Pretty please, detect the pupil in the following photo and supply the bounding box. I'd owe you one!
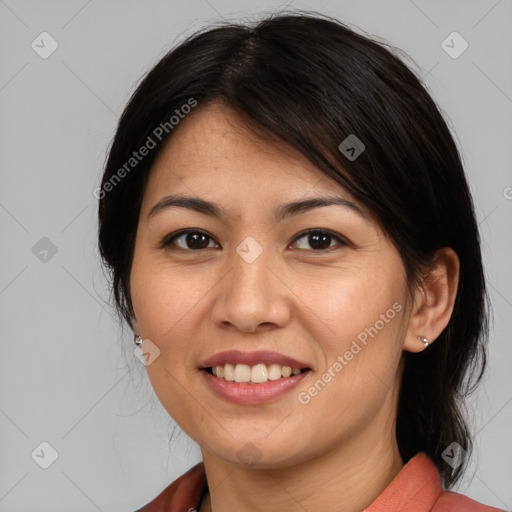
[310,233,330,250]
[188,232,209,249]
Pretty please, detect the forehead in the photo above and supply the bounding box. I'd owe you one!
[142,104,362,215]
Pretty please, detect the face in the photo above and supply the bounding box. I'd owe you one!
[130,103,412,468]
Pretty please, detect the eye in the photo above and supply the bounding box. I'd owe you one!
[160,229,218,251]
[160,228,348,252]
[290,228,348,251]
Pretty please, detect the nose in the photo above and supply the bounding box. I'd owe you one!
[210,240,292,333]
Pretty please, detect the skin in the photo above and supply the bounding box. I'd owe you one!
[130,103,459,512]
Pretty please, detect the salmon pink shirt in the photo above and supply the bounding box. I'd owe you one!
[134,452,505,511]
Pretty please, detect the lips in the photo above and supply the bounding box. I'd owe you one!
[200,366,312,404]
[199,350,312,370]
[198,350,313,404]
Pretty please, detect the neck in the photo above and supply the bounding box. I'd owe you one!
[199,419,404,512]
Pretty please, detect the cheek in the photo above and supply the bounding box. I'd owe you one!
[130,248,206,341]
[291,262,406,356]
[129,250,222,389]
[130,253,214,433]
[291,260,407,417]
[294,275,406,443]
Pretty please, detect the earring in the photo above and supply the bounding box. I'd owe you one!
[134,334,143,347]
[418,335,429,349]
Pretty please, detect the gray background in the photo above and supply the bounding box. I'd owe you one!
[1,0,511,510]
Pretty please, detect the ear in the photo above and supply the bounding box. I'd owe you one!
[132,318,140,335]
[403,247,460,353]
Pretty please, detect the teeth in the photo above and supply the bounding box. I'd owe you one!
[268,364,282,380]
[251,363,268,383]
[210,363,305,383]
[223,363,235,381]
[281,366,292,378]
[234,364,251,383]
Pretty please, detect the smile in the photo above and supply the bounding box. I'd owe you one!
[206,363,307,383]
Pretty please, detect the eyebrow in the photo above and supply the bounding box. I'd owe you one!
[147,194,367,223]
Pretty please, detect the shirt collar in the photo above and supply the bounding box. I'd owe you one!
[138,452,441,511]
[364,452,442,511]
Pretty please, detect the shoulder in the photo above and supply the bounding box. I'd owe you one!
[364,452,505,512]
[434,489,506,511]
[132,462,207,512]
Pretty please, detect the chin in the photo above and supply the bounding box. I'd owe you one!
[202,436,309,470]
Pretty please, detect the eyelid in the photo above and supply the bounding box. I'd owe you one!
[159,228,217,250]
[290,228,350,250]
[159,228,350,251]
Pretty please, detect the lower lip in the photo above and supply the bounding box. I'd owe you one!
[200,369,311,405]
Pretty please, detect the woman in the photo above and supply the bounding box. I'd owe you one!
[97,12,504,512]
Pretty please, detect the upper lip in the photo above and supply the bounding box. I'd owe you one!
[199,350,311,370]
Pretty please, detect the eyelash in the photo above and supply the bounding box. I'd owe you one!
[159,228,349,252]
